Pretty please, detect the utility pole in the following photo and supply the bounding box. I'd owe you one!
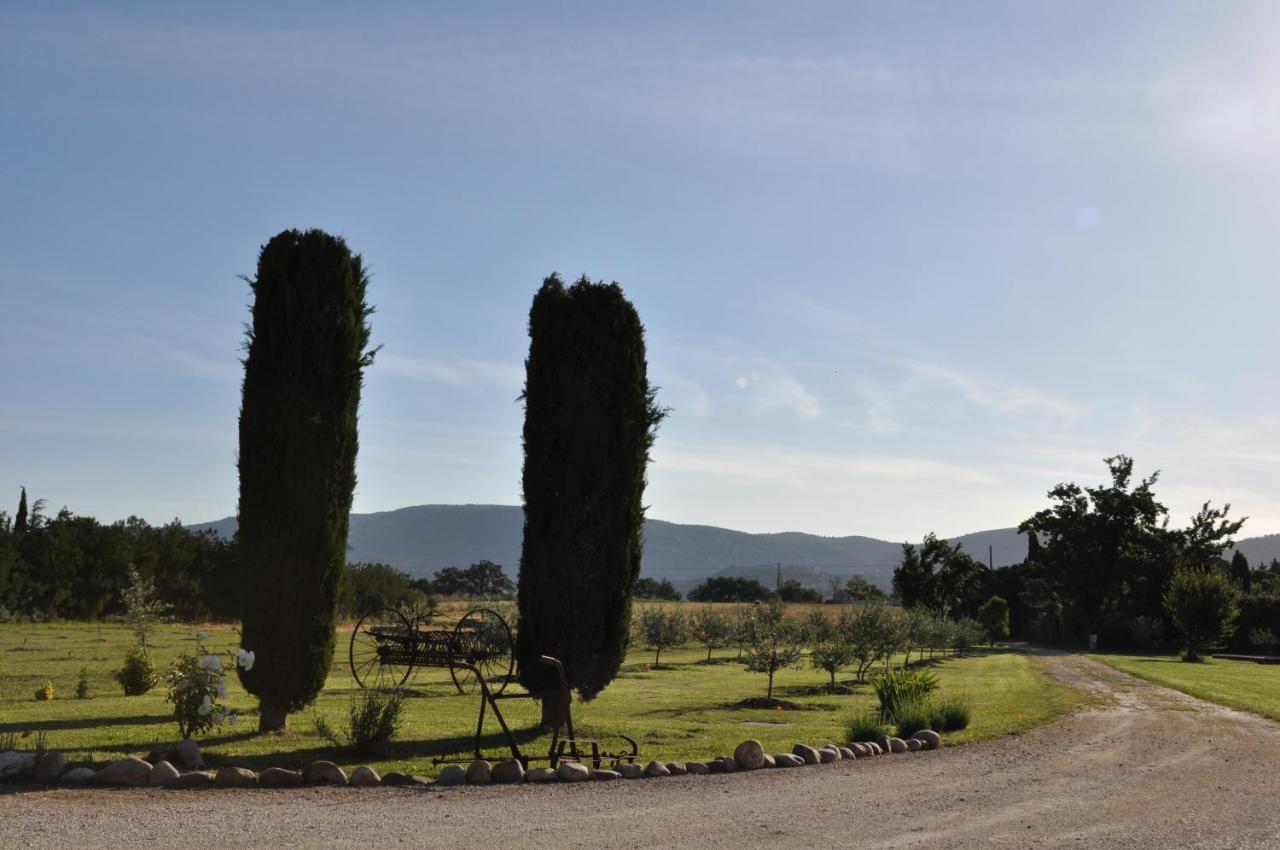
[776,563,781,592]
[988,545,994,570]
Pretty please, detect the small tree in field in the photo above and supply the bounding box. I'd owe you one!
[742,602,804,700]
[806,610,853,692]
[840,604,892,682]
[977,595,1010,646]
[1163,566,1239,662]
[691,606,734,662]
[635,606,689,665]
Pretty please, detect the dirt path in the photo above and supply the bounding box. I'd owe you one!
[3,650,1279,849]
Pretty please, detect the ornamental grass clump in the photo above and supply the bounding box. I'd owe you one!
[871,667,939,722]
[846,711,888,743]
[936,698,972,732]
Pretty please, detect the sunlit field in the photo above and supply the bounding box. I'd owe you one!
[0,619,1082,778]
[1090,653,1280,722]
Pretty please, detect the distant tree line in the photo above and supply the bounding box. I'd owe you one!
[0,490,238,621]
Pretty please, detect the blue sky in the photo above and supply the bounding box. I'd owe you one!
[2,2,1279,540]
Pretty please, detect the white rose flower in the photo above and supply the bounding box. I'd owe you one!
[198,695,213,716]
[215,679,228,699]
[236,649,256,672]
[200,655,223,673]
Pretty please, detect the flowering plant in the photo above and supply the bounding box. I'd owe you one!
[165,634,255,739]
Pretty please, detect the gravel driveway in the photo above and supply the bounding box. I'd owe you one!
[3,649,1278,849]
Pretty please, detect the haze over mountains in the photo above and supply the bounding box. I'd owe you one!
[194,504,1280,594]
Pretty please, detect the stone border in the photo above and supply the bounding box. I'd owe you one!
[0,730,942,790]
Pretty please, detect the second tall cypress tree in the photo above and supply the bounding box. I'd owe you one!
[237,229,375,731]
[516,274,664,723]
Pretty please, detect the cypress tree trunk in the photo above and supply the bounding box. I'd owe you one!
[515,274,664,725]
[236,229,374,732]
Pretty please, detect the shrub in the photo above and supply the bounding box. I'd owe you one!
[976,596,1010,645]
[937,698,972,732]
[115,648,157,696]
[846,711,887,743]
[34,681,54,701]
[75,668,90,700]
[1163,566,1239,662]
[871,667,940,721]
[892,698,936,738]
[1250,627,1278,656]
[165,638,253,739]
[317,691,405,758]
[691,606,734,662]
[347,689,405,757]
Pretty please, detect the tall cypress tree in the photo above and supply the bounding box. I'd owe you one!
[516,274,664,723]
[14,487,27,533]
[236,229,375,731]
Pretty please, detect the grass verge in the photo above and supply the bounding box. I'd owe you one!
[1090,652,1280,722]
[0,623,1081,778]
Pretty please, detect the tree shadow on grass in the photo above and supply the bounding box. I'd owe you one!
[0,714,173,734]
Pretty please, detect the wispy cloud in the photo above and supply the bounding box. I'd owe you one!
[378,352,523,389]
[905,362,1079,420]
[735,360,823,419]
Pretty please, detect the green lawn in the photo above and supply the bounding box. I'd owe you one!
[0,622,1081,778]
[1090,652,1280,722]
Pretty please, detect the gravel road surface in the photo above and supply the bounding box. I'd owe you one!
[3,649,1278,849]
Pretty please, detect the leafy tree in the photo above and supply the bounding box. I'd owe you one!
[894,534,990,618]
[838,603,895,682]
[237,229,375,732]
[841,575,887,602]
[778,578,823,603]
[691,606,734,661]
[688,576,775,603]
[120,565,168,652]
[515,275,665,724]
[432,561,515,598]
[1020,456,1244,644]
[951,617,984,656]
[1163,566,1239,662]
[634,606,689,664]
[338,562,420,618]
[805,610,852,692]
[634,577,682,601]
[1230,551,1252,593]
[741,601,804,699]
[977,595,1011,646]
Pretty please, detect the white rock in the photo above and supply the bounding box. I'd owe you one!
[557,761,591,782]
[792,744,821,765]
[526,767,558,783]
[464,760,491,785]
[148,760,180,787]
[617,762,645,779]
[96,757,152,786]
[910,729,941,750]
[60,767,95,784]
[435,765,467,787]
[684,762,711,775]
[643,760,670,778]
[349,766,381,787]
[733,739,766,770]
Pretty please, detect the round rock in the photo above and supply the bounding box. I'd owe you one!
[34,750,66,784]
[666,762,688,776]
[60,767,95,784]
[176,738,204,770]
[910,729,941,750]
[526,767,558,783]
[96,757,152,787]
[349,765,381,787]
[818,748,838,764]
[303,760,348,786]
[643,760,670,778]
[592,769,621,781]
[491,760,525,784]
[259,767,304,788]
[215,766,257,788]
[435,765,466,787]
[148,760,180,787]
[685,762,711,775]
[173,771,215,789]
[557,761,591,782]
[733,739,766,770]
[465,760,492,785]
[617,762,645,779]
[792,744,821,765]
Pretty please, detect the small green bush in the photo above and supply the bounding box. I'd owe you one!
[846,711,887,742]
[347,690,405,757]
[937,698,971,732]
[75,668,90,699]
[892,698,937,738]
[114,648,157,696]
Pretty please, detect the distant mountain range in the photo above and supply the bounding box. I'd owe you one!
[191,504,1280,594]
